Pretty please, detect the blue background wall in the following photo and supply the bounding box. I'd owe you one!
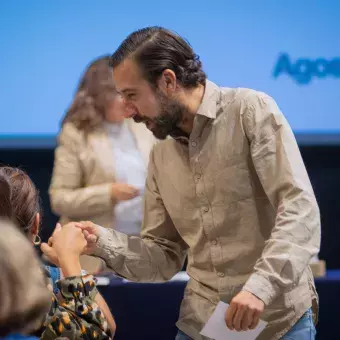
[0,0,339,142]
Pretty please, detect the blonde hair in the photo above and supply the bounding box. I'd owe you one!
[0,219,51,336]
[61,55,117,134]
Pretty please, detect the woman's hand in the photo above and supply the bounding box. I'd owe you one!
[41,223,87,277]
[52,223,87,259]
[111,183,140,201]
[41,223,62,267]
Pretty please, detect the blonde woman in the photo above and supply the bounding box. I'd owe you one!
[49,56,155,272]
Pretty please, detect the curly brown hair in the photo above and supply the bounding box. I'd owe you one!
[62,55,117,133]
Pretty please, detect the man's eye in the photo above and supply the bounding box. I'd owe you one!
[127,93,136,99]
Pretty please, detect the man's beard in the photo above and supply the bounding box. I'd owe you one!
[133,90,190,140]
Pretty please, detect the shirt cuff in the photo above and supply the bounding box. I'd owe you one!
[56,274,98,300]
[93,225,116,260]
[242,272,280,306]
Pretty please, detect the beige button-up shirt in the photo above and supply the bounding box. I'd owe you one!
[94,80,320,340]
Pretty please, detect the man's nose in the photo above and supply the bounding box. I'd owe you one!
[123,100,136,118]
[124,109,135,118]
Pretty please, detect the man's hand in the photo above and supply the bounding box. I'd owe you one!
[76,221,100,255]
[225,291,264,331]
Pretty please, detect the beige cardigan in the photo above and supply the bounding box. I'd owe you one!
[49,120,155,271]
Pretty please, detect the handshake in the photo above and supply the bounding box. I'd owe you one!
[41,221,100,268]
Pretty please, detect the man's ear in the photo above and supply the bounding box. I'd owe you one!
[157,69,177,95]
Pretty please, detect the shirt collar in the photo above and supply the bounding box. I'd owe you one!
[196,80,220,119]
[171,80,220,145]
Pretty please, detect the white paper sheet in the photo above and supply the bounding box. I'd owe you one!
[200,301,267,340]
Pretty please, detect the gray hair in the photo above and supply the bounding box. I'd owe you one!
[0,219,51,336]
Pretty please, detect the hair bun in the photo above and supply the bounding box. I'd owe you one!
[181,55,205,86]
[185,55,202,72]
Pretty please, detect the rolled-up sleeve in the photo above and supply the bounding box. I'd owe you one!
[241,92,321,305]
[93,146,188,282]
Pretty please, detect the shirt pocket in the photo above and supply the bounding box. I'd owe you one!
[211,154,253,206]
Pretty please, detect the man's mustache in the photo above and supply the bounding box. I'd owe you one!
[132,114,147,124]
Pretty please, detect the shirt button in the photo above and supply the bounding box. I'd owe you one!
[218,272,225,278]
[195,173,201,180]
[191,141,197,147]
[203,206,209,212]
[212,240,217,245]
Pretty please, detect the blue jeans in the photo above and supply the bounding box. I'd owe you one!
[281,309,316,340]
[175,309,316,340]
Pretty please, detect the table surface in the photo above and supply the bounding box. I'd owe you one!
[315,269,340,281]
[97,269,340,286]
[97,270,340,340]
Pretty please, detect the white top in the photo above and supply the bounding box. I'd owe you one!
[104,121,146,235]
